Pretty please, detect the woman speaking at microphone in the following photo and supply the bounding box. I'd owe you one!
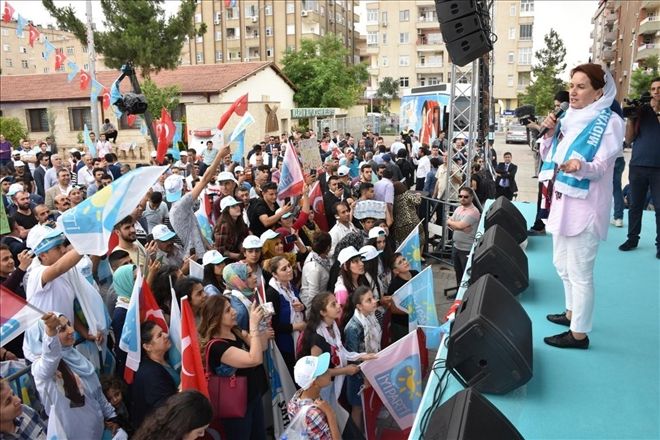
[539,64,624,349]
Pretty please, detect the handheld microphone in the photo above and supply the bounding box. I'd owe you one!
[539,102,569,137]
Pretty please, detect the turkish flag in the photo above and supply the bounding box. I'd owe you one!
[217,93,248,130]
[2,1,14,23]
[54,51,66,70]
[139,279,169,332]
[153,107,175,163]
[80,70,90,90]
[28,24,39,47]
[309,180,329,232]
[127,114,136,127]
[102,87,111,110]
[180,296,209,397]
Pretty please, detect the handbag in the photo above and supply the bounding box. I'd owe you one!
[205,338,248,419]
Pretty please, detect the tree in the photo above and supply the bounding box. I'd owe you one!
[376,77,399,115]
[0,117,28,148]
[519,29,567,116]
[42,0,205,77]
[629,55,659,100]
[141,79,181,114]
[282,34,368,108]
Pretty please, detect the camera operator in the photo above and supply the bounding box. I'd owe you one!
[619,77,660,259]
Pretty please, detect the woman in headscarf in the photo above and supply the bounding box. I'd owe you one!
[24,313,119,440]
[539,64,624,350]
[223,262,258,332]
[111,264,136,377]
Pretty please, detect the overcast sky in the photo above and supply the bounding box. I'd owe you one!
[23,0,596,77]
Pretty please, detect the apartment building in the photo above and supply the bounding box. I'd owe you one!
[361,0,533,115]
[0,20,108,76]
[181,0,359,67]
[491,0,534,113]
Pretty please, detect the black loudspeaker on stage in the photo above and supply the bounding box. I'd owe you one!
[485,196,528,244]
[470,225,529,295]
[435,0,493,66]
[447,274,533,394]
[423,388,524,440]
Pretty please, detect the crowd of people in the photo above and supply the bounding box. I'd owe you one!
[1,66,656,439]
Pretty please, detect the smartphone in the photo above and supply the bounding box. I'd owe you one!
[284,234,297,244]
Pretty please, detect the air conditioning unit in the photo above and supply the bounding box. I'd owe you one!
[244,57,250,62]
[214,19,221,25]
[301,10,308,17]
[251,16,258,22]
[381,22,387,27]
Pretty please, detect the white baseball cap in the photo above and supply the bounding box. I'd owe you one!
[152,224,176,241]
[164,174,184,202]
[220,195,241,212]
[234,166,244,173]
[202,250,228,266]
[360,245,381,261]
[69,148,80,154]
[217,171,238,184]
[337,246,365,265]
[368,227,387,239]
[260,229,280,242]
[7,183,23,197]
[180,150,188,156]
[242,235,262,249]
[13,160,25,168]
[337,165,350,177]
[294,353,331,390]
[26,225,65,256]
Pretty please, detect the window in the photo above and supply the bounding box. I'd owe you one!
[196,52,203,63]
[320,6,325,16]
[518,73,530,89]
[21,60,28,68]
[19,46,27,54]
[286,2,295,14]
[265,27,273,36]
[227,7,239,19]
[381,11,388,24]
[82,46,88,53]
[381,56,388,66]
[83,63,89,70]
[509,3,516,16]
[266,47,273,57]
[216,50,223,61]
[196,35,203,43]
[367,31,378,46]
[2,44,9,52]
[519,24,533,40]
[27,108,49,132]
[507,74,514,87]
[367,9,378,23]
[43,67,49,73]
[1,29,7,36]
[508,27,515,39]
[507,51,514,64]
[245,5,257,17]
[265,4,272,15]
[215,31,222,41]
[66,46,74,55]
[69,107,91,131]
[520,0,534,13]
[399,55,410,66]
[399,10,409,22]
[215,12,222,24]
[518,47,532,65]
[195,13,202,23]
[5,58,12,67]
[399,77,409,87]
[287,24,295,35]
[399,32,409,44]
[382,32,387,44]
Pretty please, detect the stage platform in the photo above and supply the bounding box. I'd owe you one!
[411,201,660,440]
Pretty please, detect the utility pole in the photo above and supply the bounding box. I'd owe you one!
[86,0,100,136]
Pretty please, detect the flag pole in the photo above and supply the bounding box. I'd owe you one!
[85,0,100,136]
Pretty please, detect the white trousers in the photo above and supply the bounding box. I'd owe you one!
[552,224,600,333]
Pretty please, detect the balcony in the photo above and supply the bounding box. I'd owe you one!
[417,15,439,29]
[417,35,444,50]
[416,62,443,72]
[367,66,379,75]
[636,43,660,61]
[639,16,660,35]
[301,9,321,22]
[642,0,659,10]
[602,48,615,61]
[603,30,616,43]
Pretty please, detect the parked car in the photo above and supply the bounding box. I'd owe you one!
[505,124,528,144]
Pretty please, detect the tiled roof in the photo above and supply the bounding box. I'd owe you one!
[0,62,295,103]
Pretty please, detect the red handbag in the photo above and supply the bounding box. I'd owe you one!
[205,338,248,419]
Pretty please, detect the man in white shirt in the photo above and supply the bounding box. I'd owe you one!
[96,133,112,158]
[415,146,432,191]
[76,154,96,187]
[328,200,358,256]
[390,136,406,157]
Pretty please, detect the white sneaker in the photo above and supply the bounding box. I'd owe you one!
[611,218,623,227]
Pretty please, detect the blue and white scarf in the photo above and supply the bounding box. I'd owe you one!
[538,108,612,199]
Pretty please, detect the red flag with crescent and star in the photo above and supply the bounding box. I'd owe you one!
[28,24,39,47]
[309,180,329,232]
[2,1,15,23]
[217,93,248,130]
[102,87,111,110]
[54,51,66,71]
[138,279,168,332]
[153,108,175,163]
[180,296,209,397]
[127,114,136,127]
[80,70,90,90]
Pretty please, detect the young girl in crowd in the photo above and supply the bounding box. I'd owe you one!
[214,196,250,262]
[201,250,228,295]
[342,286,382,430]
[385,253,416,343]
[333,246,377,324]
[101,376,133,436]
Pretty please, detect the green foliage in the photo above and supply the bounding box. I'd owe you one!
[376,77,399,115]
[0,117,28,147]
[141,79,181,114]
[42,0,205,77]
[519,29,567,116]
[282,34,368,108]
[629,55,659,100]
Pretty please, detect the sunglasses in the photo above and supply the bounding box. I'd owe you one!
[458,195,471,199]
